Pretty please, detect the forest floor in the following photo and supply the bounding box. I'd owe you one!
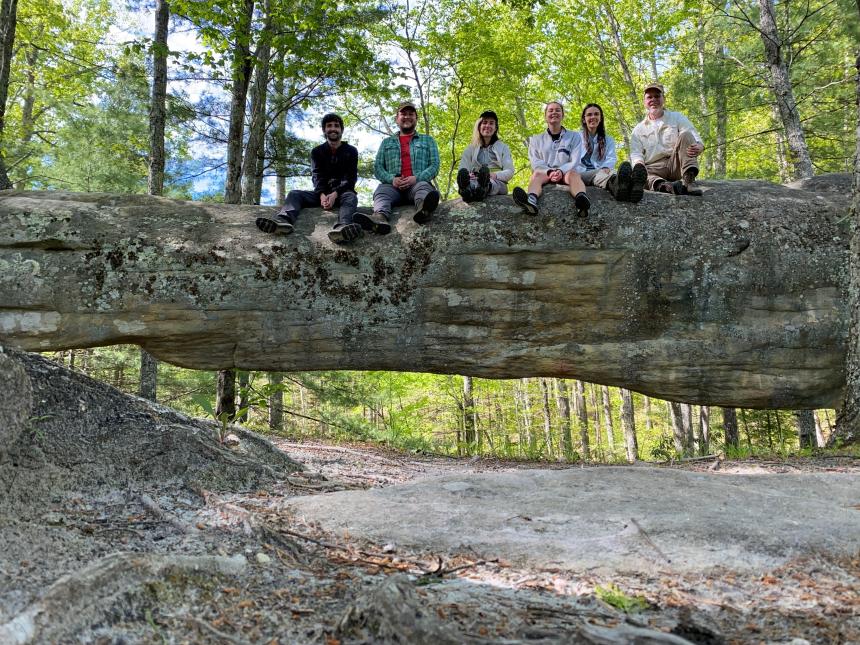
[1,350,859,644]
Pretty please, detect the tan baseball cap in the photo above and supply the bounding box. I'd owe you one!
[397,100,418,113]
[643,82,665,94]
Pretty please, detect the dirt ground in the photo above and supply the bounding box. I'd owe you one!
[1,349,858,644]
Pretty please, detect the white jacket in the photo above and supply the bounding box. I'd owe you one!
[527,127,582,174]
[629,110,702,166]
[575,133,617,173]
[459,140,515,183]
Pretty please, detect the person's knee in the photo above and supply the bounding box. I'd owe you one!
[678,130,696,146]
[341,191,358,206]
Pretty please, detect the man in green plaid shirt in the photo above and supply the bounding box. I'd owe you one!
[355,101,441,235]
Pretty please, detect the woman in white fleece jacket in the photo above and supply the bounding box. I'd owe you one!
[512,101,590,217]
[457,110,515,202]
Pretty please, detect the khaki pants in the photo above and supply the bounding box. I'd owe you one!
[644,130,699,190]
[581,168,612,189]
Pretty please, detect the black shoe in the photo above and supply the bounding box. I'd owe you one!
[353,211,392,235]
[513,186,538,215]
[682,168,702,196]
[657,180,687,195]
[256,213,294,235]
[574,192,590,217]
[630,163,648,203]
[477,165,491,197]
[457,168,471,196]
[612,161,633,202]
[327,222,364,244]
[414,190,439,224]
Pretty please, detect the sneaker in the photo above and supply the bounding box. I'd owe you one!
[327,222,364,244]
[256,213,294,235]
[612,161,633,202]
[682,168,703,196]
[513,186,538,215]
[353,211,392,235]
[413,189,439,224]
[457,168,471,196]
[574,192,590,217]
[630,163,647,203]
[477,165,491,197]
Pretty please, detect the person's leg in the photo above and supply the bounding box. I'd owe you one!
[257,189,317,235]
[513,170,549,214]
[580,169,598,187]
[591,168,612,189]
[564,170,590,217]
[357,184,399,235]
[644,158,672,191]
[410,180,440,224]
[607,162,633,202]
[487,179,507,196]
[672,131,701,194]
[328,191,363,243]
[528,170,550,197]
[457,168,474,201]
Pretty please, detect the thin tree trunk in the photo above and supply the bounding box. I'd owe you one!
[216,369,236,420]
[682,403,694,455]
[643,396,653,435]
[698,406,710,455]
[713,50,728,178]
[223,0,256,203]
[589,383,602,456]
[814,410,827,447]
[573,380,590,460]
[758,0,814,180]
[139,351,158,401]
[242,0,271,205]
[555,379,574,461]
[540,378,553,459]
[669,402,685,455]
[796,410,816,449]
[268,373,283,432]
[696,12,712,175]
[0,0,19,189]
[237,371,249,423]
[463,376,476,448]
[620,388,637,462]
[722,407,739,451]
[601,385,615,455]
[521,378,535,452]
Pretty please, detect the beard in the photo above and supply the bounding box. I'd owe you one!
[399,123,416,134]
[326,131,342,143]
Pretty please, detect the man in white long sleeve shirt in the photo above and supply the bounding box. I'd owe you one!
[629,83,704,196]
[512,101,591,217]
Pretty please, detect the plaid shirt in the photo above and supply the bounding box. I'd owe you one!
[374,132,440,184]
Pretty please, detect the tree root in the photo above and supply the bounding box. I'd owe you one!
[0,551,246,645]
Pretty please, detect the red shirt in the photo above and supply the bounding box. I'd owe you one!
[399,134,413,177]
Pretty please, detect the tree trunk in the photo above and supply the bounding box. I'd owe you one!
[573,380,590,460]
[682,403,694,455]
[696,13,712,176]
[223,0,256,203]
[462,375,476,447]
[698,405,710,455]
[620,388,637,462]
[589,383,602,455]
[540,378,553,458]
[833,49,860,446]
[554,379,574,460]
[723,407,739,451]
[758,0,814,180]
[643,396,653,435]
[216,369,236,420]
[0,0,19,189]
[139,350,158,401]
[241,0,272,206]
[268,372,283,432]
[713,50,728,178]
[601,385,615,454]
[669,402,685,455]
[796,410,816,449]
[237,371,249,423]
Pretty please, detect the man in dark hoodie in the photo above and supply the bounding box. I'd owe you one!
[256,113,364,243]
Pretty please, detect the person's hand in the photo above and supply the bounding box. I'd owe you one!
[490,172,497,179]
[548,169,563,183]
[400,175,417,188]
[321,192,337,209]
[687,143,703,157]
[392,176,404,189]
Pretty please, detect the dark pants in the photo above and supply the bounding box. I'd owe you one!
[280,190,358,226]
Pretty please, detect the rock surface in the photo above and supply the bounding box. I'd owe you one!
[286,465,860,575]
[0,176,852,407]
[0,348,32,449]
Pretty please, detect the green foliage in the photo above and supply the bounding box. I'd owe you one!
[649,435,678,462]
[595,584,649,613]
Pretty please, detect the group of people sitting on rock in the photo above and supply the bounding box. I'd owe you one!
[256,82,704,244]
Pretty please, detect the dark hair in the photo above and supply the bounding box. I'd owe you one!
[580,103,606,162]
[475,110,499,145]
[321,113,344,130]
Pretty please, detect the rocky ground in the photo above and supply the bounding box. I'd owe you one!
[1,348,858,644]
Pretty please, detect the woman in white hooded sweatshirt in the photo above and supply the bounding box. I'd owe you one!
[456,110,515,202]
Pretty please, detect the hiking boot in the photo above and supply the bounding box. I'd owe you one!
[457,168,471,200]
[682,168,703,196]
[574,191,590,217]
[630,163,647,203]
[657,180,687,195]
[611,161,633,202]
[353,211,392,235]
[513,186,538,215]
[256,212,295,235]
[327,222,364,244]
[413,189,440,224]
[477,165,491,198]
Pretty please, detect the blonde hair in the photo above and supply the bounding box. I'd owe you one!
[470,115,499,148]
[544,101,564,115]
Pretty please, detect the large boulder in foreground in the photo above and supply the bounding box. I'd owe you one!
[0,175,852,408]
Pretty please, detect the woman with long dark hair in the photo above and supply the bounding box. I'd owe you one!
[576,103,638,202]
